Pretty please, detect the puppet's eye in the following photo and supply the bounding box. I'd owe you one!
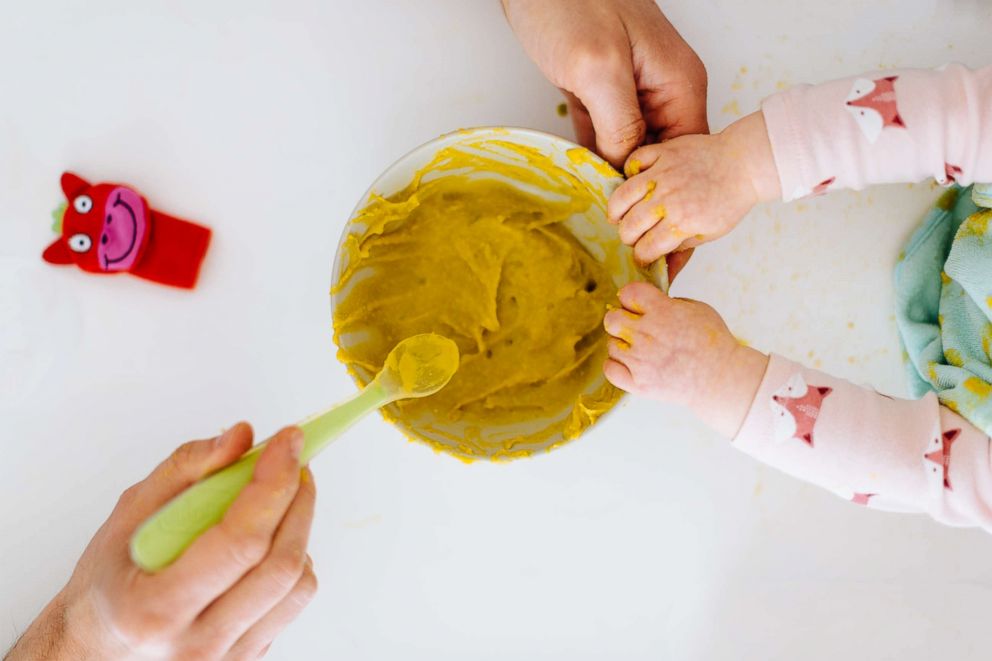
[73,195,93,214]
[68,233,92,253]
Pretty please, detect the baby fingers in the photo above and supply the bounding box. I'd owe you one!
[618,196,669,246]
[608,175,659,225]
[603,308,641,342]
[634,220,698,265]
[603,358,635,392]
[624,144,666,177]
[607,335,632,361]
[617,281,667,314]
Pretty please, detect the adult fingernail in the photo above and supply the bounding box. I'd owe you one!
[287,429,304,459]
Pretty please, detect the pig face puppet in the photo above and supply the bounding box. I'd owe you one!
[43,172,211,289]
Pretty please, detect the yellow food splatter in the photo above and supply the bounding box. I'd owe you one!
[625,159,642,177]
[936,188,959,211]
[653,204,667,220]
[963,377,992,399]
[565,146,621,180]
[959,209,992,238]
[333,141,626,461]
[946,348,963,367]
[556,102,568,117]
[721,99,741,116]
[644,180,656,200]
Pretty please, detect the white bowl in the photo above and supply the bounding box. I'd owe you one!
[331,126,667,461]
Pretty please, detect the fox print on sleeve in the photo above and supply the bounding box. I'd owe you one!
[761,64,992,201]
[734,355,992,531]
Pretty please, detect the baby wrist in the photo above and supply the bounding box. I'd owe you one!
[722,112,781,203]
[690,346,769,438]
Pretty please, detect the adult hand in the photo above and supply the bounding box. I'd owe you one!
[6,423,317,660]
[502,0,708,168]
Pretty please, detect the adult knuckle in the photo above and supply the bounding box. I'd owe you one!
[608,116,646,148]
[265,547,307,591]
[292,566,319,606]
[169,440,202,472]
[686,57,708,87]
[112,605,173,647]
[568,42,620,85]
[221,527,270,568]
[116,483,142,509]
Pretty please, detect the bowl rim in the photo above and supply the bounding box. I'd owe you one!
[328,126,667,461]
[330,126,625,282]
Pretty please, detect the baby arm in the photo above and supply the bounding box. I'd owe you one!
[737,356,992,527]
[763,63,992,200]
[609,63,992,262]
[605,283,992,531]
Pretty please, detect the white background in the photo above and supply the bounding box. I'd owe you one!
[2,1,991,659]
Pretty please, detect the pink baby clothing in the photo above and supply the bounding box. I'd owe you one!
[761,63,992,201]
[732,64,992,530]
[734,355,992,529]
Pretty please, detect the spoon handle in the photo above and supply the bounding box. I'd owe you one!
[129,381,392,572]
[299,380,391,463]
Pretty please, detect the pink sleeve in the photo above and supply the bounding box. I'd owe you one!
[734,354,992,529]
[761,63,992,201]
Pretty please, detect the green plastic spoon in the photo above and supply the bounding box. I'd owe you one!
[130,333,459,573]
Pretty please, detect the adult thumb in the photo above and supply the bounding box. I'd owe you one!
[575,69,646,168]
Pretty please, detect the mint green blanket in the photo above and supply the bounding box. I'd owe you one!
[894,185,992,433]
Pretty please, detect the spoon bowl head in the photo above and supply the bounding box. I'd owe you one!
[378,333,460,399]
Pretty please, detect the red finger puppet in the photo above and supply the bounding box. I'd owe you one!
[42,172,212,289]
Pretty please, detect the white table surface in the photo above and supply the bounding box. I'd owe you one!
[2,1,991,659]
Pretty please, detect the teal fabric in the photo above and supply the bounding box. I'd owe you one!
[894,185,992,434]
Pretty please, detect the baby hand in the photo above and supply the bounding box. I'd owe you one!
[607,112,779,264]
[603,282,768,437]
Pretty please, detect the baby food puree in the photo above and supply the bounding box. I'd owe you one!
[333,130,652,461]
